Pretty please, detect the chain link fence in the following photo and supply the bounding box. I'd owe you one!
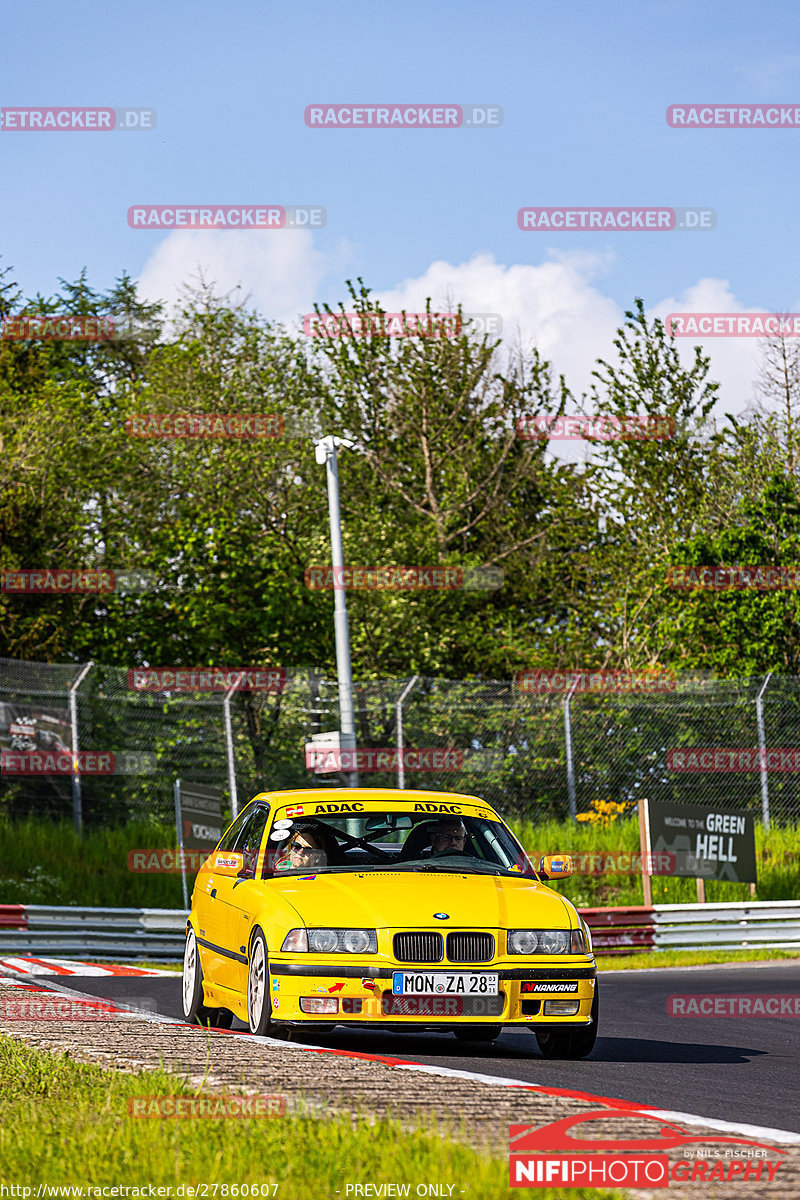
[1,659,799,828]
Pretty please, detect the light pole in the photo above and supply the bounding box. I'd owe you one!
[314,436,358,786]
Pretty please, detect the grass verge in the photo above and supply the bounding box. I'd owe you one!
[0,1035,621,1199]
[596,948,800,971]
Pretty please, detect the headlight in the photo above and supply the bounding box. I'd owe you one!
[309,928,339,953]
[307,928,378,954]
[342,929,372,954]
[508,929,572,955]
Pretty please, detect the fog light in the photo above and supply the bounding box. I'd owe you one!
[543,999,580,1015]
[299,997,338,1014]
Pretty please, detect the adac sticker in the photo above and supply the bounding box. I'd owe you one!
[412,802,462,813]
[314,801,365,813]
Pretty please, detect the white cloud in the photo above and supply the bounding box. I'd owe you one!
[135,235,786,432]
[375,250,621,400]
[136,229,352,328]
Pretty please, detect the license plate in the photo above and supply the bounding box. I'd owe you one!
[392,971,498,997]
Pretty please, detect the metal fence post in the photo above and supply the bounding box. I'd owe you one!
[563,678,579,820]
[396,675,420,789]
[223,676,242,819]
[68,660,94,834]
[755,672,772,831]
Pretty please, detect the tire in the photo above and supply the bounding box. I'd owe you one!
[452,1025,502,1043]
[182,926,230,1028]
[247,929,271,1036]
[534,985,599,1060]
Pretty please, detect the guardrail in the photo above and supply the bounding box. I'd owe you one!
[0,905,188,960]
[0,901,797,961]
[582,900,800,955]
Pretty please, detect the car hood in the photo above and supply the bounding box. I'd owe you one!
[266,870,574,929]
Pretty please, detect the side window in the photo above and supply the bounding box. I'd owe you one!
[235,807,269,879]
[216,810,250,852]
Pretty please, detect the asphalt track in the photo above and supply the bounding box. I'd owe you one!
[34,959,800,1135]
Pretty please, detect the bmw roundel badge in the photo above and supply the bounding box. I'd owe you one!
[433,912,450,920]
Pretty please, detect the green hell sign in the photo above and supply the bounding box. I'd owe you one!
[644,800,757,883]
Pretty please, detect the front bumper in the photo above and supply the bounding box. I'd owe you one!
[267,960,596,1026]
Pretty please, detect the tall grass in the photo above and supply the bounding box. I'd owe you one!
[0,813,797,909]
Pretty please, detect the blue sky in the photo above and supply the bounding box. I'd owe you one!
[3,0,800,408]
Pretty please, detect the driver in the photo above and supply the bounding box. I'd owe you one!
[429,817,468,856]
[275,822,328,871]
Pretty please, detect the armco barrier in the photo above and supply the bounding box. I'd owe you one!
[580,906,656,955]
[0,906,188,960]
[0,902,796,961]
[652,900,800,953]
[0,906,27,931]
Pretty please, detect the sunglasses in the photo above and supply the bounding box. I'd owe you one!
[287,840,318,854]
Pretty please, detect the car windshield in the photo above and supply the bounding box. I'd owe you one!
[263,810,539,879]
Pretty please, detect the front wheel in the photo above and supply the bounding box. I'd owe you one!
[247,929,271,1036]
[182,927,230,1028]
[534,985,598,1060]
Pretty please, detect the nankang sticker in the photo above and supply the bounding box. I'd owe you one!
[521,981,580,994]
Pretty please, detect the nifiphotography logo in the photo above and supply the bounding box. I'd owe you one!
[509,1109,784,1188]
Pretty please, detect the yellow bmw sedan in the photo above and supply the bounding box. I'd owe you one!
[182,788,598,1058]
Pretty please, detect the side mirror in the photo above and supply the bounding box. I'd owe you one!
[210,851,245,878]
[539,853,574,879]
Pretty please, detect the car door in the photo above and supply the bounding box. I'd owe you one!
[195,808,253,981]
[206,805,270,996]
